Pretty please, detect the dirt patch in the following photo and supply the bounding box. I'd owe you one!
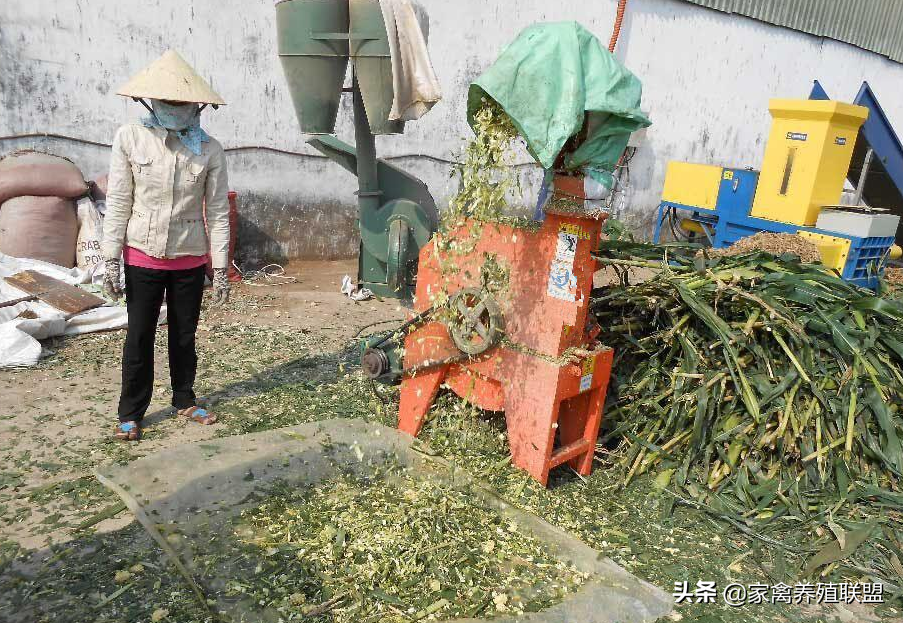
[209,259,407,336]
[884,267,903,287]
[698,232,821,263]
[0,260,404,550]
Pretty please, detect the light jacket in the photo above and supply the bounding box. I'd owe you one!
[102,123,230,269]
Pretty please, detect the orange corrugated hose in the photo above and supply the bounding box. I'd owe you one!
[608,0,628,52]
[610,0,629,171]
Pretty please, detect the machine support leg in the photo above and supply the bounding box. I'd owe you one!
[652,204,668,244]
[502,366,563,485]
[700,221,716,246]
[558,385,606,476]
[398,367,448,437]
[504,395,559,485]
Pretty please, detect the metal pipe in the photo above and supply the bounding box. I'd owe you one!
[853,147,874,206]
[352,70,381,215]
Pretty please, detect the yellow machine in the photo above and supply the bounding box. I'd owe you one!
[660,162,723,211]
[655,99,901,289]
[751,100,868,226]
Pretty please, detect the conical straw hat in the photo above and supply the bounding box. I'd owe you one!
[117,49,226,105]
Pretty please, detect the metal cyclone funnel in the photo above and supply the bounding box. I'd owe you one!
[276,0,350,134]
[350,0,405,135]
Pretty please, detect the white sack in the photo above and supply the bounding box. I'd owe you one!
[0,322,42,368]
[76,197,104,271]
[0,252,161,368]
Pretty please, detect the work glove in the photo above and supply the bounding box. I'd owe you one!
[103,258,123,301]
[212,268,230,306]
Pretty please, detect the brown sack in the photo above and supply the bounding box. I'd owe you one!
[0,151,89,206]
[0,196,79,268]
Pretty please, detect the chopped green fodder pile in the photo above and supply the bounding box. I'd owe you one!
[217,472,588,622]
[593,237,903,583]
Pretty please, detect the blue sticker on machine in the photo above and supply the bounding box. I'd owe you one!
[835,137,847,146]
[786,132,808,142]
[547,260,577,302]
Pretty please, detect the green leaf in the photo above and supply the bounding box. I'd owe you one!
[863,388,903,472]
[674,283,759,421]
[802,523,875,576]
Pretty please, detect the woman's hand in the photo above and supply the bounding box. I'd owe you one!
[103,258,123,301]
[212,268,230,306]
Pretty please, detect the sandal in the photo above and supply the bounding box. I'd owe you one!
[178,406,218,425]
[114,421,141,441]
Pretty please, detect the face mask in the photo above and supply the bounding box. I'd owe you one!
[150,100,200,131]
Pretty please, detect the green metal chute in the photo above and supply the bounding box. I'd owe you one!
[467,21,651,188]
[307,135,438,296]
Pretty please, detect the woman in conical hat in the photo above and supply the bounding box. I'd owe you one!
[102,50,230,441]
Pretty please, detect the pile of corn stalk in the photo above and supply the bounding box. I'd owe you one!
[592,239,903,533]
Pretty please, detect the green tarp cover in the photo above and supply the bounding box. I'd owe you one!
[467,21,651,187]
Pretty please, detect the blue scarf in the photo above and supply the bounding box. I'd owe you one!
[142,100,210,156]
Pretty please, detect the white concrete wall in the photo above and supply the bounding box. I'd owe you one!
[2,0,902,260]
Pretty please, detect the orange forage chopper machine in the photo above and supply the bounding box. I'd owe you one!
[360,22,650,485]
[396,188,615,485]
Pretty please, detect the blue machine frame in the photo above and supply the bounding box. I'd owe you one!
[810,80,903,206]
[653,168,892,289]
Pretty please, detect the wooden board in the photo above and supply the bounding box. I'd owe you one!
[4,270,106,315]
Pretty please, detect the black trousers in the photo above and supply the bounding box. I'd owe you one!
[118,264,206,422]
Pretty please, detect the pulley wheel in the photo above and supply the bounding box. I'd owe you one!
[361,348,390,380]
[448,288,504,356]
